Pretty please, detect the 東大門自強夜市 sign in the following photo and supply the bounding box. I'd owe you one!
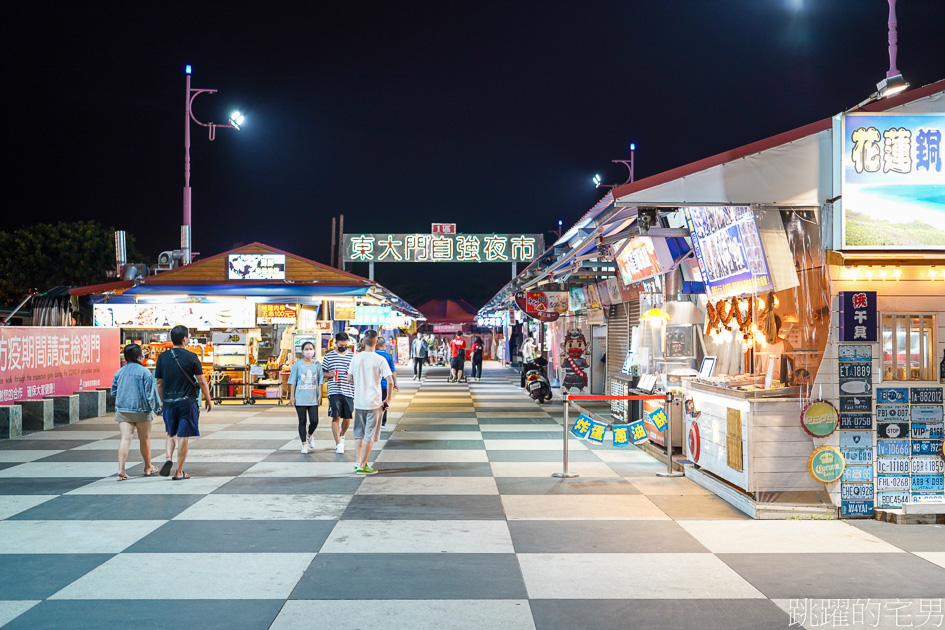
[342,234,543,263]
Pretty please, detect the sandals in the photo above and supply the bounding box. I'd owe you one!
[116,473,130,481]
[159,460,173,477]
[143,465,160,476]
[172,472,191,481]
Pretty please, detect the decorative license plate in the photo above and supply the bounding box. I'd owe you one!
[841,483,874,500]
[841,465,873,483]
[877,457,910,474]
[840,431,871,448]
[841,500,874,517]
[839,414,872,430]
[876,388,908,404]
[911,492,945,503]
[875,405,910,421]
[911,474,945,492]
[912,457,945,474]
[912,440,940,456]
[839,363,872,379]
[911,406,944,422]
[839,397,872,413]
[911,423,944,440]
[876,491,909,507]
[876,475,910,491]
[910,388,944,405]
[839,345,872,361]
[842,448,873,465]
[876,422,909,440]
[877,440,909,457]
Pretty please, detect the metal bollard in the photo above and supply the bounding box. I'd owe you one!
[657,391,684,478]
[552,395,579,478]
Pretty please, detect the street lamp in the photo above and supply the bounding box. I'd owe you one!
[183,64,242,265]
[849,0,909,110]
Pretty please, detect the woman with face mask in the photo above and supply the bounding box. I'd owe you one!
[288,341,325,453]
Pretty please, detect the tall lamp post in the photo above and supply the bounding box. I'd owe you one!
[183,64,244,265]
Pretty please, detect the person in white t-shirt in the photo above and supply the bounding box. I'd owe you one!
[346,329,392,475]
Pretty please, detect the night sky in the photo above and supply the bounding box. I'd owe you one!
[8,1,945,309]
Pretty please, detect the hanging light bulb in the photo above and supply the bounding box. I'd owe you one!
[773,296,780,308]
[893,267,902,280]
[879,268,888,280]
[864,268,874,280]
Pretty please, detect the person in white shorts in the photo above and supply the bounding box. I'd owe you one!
[347,329,392,474]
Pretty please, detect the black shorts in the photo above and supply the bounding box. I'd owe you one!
[327,394,354,419]
[451,356,465,371]
[163,403,200,437]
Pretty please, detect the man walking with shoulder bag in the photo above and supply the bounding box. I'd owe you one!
[155,325,212,480]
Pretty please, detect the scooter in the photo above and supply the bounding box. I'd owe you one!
[522,358,553,403]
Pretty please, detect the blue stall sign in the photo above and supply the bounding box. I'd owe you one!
[877,440,910,457]
[841,465,873,483]
[841,500,874,517]
[839,414,872,430]
[911,474,945,492]
[876,388,908,404]
[842,448,873,465]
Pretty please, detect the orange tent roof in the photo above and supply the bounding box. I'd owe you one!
[417,298,479,324]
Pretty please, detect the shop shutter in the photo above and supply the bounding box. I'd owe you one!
[606,303,629,379]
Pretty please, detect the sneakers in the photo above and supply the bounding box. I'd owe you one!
[356,466,378,475]
[306,436,315,449]
[335,442,345,454]
[301,444,310,454]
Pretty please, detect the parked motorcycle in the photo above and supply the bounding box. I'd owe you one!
[522,357,553,403]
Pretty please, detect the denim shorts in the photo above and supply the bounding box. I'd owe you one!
[163,403,200,438]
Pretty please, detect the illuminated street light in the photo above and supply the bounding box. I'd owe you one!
[183,65,242,264]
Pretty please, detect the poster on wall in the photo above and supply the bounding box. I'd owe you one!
[228,254,286,280]
[841,113,945,249]
[0,327,120,403]
[94,303,255,329]
[614,237,666,285]
[683,206,772,298]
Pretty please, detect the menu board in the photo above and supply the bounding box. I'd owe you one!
[838,345,874,518]
[683,206,772,299]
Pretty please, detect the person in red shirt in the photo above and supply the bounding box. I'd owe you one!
[448,331,467,382]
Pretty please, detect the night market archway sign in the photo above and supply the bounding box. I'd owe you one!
[342,233,544,264]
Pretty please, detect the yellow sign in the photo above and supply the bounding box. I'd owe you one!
[808,446,846,484]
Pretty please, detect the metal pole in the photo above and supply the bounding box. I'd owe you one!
[330,217,337,268]
[887,0,899,77]
[183,70,193,265]
[657,391,684,477]
[338,214,345,271]
[512,261,517,279]
[552,394,579,478]
[368,261,374,281]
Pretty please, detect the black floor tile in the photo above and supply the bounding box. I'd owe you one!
[291,553,527,599]
[343,494,505,520]
[530,599,792,630]
[370,462,493,476]
[213,476,364,494]
[0,440,94,450]
[0,554,113,599]
[125,519,335,553]
[10,494,203,520]
[848,520,945,552]
[509,520,708,553]
[0,477,99,495]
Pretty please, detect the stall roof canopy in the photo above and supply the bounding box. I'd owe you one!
[417,299,479,324]
[71,242,374,297]
[610,79,944,207]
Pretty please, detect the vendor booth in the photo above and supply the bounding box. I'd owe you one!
[73,242,421,405]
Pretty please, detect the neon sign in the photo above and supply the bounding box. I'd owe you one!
[342,234,543,263]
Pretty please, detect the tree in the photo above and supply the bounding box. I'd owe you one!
[0,221,149,306]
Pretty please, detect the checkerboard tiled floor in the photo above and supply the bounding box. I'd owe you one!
[1,362,944,629]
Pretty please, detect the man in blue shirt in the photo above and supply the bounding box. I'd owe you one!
[375,336,398,427]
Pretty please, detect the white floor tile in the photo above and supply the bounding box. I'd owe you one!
[356,476,498,495]
[625,477,714,495]
[374,449,489,463]
[271,600,536,630]
[50,552,315,599]
[914,551,945,569]
[593,449,657,463]
[0,462,126,478]
[181,449,278,463]
[501,494,670,520]
[484,440,586,451]
[0,450,63,462]
[66,475,233,495]
[203,431,292,441]
[0,495,57,520]
[519,553,765,599]
[490,462,619,478]
[677,520,905,554]
[321,520,513,553]
[0,520,164,553]
[0,601,40,627]
[387,431,481,441]
[174,494,351,520]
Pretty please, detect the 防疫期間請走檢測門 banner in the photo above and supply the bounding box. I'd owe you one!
[341,234,543,263]
[842,113,945,249]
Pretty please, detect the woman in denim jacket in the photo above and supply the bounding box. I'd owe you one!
[111,344,162,480]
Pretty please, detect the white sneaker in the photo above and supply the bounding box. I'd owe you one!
[307,436,315,449]
[301,444,310,454]
[335,442,345,454]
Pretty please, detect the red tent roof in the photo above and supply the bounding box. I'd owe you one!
[417,298,479,324]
